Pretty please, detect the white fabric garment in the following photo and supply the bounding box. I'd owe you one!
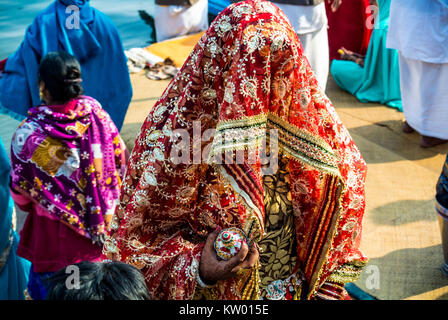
[398,53,448,140]
[274,2,327,34]
[274,2,329,91]
[387,0,448,64]
[297,25,329,92]
[154,0,209,42]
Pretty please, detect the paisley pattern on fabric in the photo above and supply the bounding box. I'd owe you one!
[103,0,367,300]
[10,96,127,240]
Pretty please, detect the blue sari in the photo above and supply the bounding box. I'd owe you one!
[330,0,402,111]
[0,139,31,300]
[209,0,231,17]
[0,0,132,130]
[436,154,448,220]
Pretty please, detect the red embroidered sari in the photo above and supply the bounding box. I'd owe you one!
[103,0,368,300]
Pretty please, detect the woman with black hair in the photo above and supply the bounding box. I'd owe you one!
[9,51,128,300]
[45,261,151,300]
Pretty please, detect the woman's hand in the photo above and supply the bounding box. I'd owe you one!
[199,229,259,285]
[328,0,342,12]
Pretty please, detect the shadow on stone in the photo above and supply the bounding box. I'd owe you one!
[120,122,144,152]
[350,120,448,164]
[356,245,448,300]
[370,199,437,226]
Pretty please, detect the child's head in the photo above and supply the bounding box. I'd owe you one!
[45,261,151,300]
[38,51,83,104]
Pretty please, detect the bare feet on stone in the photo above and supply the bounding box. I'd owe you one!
[337,47,365,67]
[402,121,447,147]
[402,121,415,134]
[420,135,448,148]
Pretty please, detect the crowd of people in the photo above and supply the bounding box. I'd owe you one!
[0,0,447,300]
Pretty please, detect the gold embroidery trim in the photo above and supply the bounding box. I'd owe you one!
[308,182,346,299]
[209,112,340,178]
[215,113,268,131]
[267,113,334,154]
[326,260,368,284]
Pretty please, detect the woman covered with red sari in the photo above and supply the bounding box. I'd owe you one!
[103,0,368,300]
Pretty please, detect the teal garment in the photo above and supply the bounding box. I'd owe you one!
[0,139,31,300]
[330,0,402,111]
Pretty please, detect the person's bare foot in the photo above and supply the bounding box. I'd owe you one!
[420,135,448,148]
[337,47,365,67]
[402,121,415,134]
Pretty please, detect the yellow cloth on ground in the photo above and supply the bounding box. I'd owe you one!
[145,32,205,68]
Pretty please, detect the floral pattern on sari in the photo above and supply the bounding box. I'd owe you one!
[103,0,367,299]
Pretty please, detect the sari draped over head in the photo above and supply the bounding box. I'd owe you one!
[0,0,132,130]
[104,0,367,300]
[10,96,127,242]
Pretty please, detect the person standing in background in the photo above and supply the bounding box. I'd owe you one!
[270,0,342,91]
[387,0,448,148]
[330,0,402,111]
[0,0,132,131]
[325,0,374,61]
[154,0,209,42]
[10,52,128,300]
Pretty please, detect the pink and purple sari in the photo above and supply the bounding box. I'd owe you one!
[10,96,127,243]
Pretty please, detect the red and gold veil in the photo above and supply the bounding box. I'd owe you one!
[103,0,368,300]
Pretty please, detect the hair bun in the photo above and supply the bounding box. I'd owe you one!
[38,51,84,103]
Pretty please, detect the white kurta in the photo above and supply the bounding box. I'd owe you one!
[387,0,448,139]
[154,0,209,42]
[398,53,448,139]
[274,2,329,91]
[387,0,448,64]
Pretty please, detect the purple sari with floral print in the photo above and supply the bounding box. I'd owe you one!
[10,96,127,242]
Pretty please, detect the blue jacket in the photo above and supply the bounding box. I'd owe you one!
[0,0,132,130]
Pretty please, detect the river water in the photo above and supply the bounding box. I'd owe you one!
[0,0,156,58]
